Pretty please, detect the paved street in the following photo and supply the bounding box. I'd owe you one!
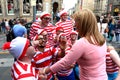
[0,33,8,54]
[0,54,13,80]
[0,33,13,80]
[0,33,119,80]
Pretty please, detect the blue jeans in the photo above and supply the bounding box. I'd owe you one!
[73,64,80,80]
[56,71,75,80]
[107,72,118,80]
[115,33,120,42]
[2,27,6,33]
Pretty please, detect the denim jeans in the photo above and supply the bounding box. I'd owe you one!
[115,33,120,42]
[107,72,118,80]
[56,71,75,80]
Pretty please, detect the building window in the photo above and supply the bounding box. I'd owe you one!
[36,0,43,14]
[23,0,30,14]
[7,0,14,14]
[0,1,2,14]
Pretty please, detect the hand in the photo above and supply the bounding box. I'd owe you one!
[59,43,67,50]
[38,68,47,80]
[107,46,115,52]
[39,68,46,75]
[32,40,39,46]
[39,74,47,80]
[39,67,51,76]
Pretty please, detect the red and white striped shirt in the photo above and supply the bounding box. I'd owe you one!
[29,22,56,47]
[106,52,119,73]
[32,47,58,80]
[11,60,37,80]
[55,46,73,76]
[55,20,74,39]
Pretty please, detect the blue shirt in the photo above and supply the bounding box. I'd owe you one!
[13,24,27,37]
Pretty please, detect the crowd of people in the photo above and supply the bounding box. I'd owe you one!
[2,8,120,80]
[96,14,120,43]
[0,17,27,34]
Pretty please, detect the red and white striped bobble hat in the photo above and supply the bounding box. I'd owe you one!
[40,11,51,19]
[33,29,45,40]
[70,31,78,35]
[2,37,30,60]
[36,17,41,22]
[57,33,66,41]
[59,10,68,17]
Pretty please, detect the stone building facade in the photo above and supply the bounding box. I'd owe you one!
[0,0,63,21]
[94,0,120,16]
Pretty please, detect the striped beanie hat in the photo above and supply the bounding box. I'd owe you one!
[2,37,30,60]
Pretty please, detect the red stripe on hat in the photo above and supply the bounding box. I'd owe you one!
[60,12,68,17]
[40,14,51,19]
[70,31,78,35]
[56,27,64,31]
[19,39,30,60]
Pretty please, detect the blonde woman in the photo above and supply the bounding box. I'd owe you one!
[108,18,116,42]
[40,9,108,80]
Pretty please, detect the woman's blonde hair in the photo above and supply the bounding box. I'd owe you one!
[73,9,105,46]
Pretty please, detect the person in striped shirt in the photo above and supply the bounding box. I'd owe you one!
[29,12,55,47]
[2,37,37,80]
[53,26,64,47]
[67,31,80,80]
[39,9,108,80]
[53,33,76,80]
[55,10,74,39]
[31,29,59,80]
[106,45,120,80]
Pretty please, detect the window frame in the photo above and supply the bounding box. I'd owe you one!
[0,0,2,15]
[23,0,30,15]
[36,0,43,15]
[6,0,15,15]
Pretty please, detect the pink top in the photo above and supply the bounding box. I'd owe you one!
[50,38,108,80]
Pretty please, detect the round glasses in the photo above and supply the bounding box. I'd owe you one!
[43,17,51,21]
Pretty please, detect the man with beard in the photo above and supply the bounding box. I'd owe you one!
[31,29,59,80]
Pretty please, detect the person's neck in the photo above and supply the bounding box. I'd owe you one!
[38,47,45,52]
[40,22,47,28]
[19,57,31,64]
[71,40,75,45]
[61,19,66,22]
[19,23,23,26]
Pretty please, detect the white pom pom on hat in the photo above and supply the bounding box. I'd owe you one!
[59,10,68,17]
[9,37,30,60]
[40,11,51,19]
[36,17,41,22]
